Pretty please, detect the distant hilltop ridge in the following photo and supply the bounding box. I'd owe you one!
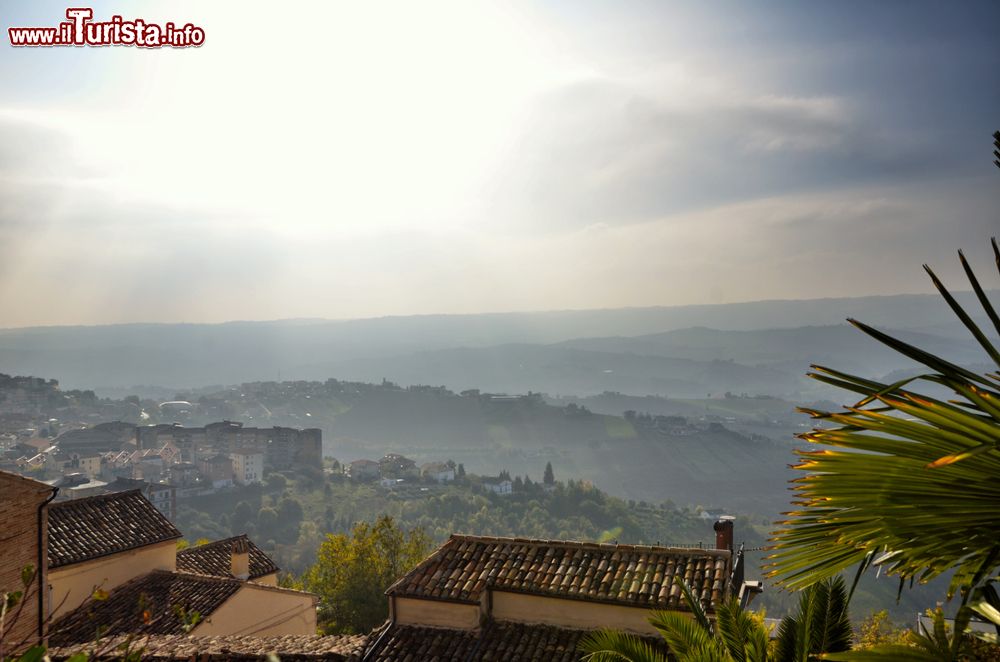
[0,291,990,393]
[0,290,992,334]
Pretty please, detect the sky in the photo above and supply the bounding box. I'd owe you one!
[0,1,998,327]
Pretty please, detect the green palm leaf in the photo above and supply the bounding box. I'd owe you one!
[648,609,718,659]
[768,244,1000,601]
[715,599,770,662]
[775,578,852,662]
[578,629,670,662]
[673,574,712,632]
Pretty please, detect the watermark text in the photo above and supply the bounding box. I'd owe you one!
[8,8,205,48]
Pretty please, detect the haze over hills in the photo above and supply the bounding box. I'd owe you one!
[0,292,991,396]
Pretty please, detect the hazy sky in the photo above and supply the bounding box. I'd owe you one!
[1,1,998,327]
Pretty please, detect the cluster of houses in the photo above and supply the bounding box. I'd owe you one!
[0,421,322,517]
[345,454,515,495]
[344,454,451,486]
[1,468,756,660]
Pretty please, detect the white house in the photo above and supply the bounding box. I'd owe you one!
[231,449,263,485]
[420,462,455,483]
[484,479,513,496]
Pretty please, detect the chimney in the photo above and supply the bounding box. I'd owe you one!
[231,536,250,580]
[714,515,735,554]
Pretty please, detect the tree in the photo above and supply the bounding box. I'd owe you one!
[579,577,850,662]
[544,461,555,485]
[854,611,910,650]
[278,497,304,523]
[768,242,1000,655]
[232,501,254,531]
[301,515,431,634]
[266,473,287,492]
[826,608,973,662]
[456,463,466,478]
[256,506,278,540]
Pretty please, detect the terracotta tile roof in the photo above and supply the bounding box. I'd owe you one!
[365,621,664,661]
[387,534,731,611]
[49,570,242,646]
[176,535,279,580]
[48,633,368,660]
[47,490,182,568]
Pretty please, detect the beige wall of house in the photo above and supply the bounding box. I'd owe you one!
[255,572,278,586]
[394,596,482,629]
[491,590,683,635]
[193,584,317,637]
[76,455,101,478]
[48,540,176,619]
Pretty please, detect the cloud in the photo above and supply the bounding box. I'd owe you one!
[0,1,996,326]
[480,75,945,231]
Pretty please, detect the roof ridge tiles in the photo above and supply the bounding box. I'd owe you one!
[447,533,731,557]
[176,533,249,552]
[48,487,144,509]
[390,534,732,611]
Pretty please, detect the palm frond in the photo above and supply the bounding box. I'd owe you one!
[774,578,851,662]
[578,629,670,662]
[714,599,769,662]
[769,244,1000,600]
[680,642,734,662]
[923,263,1000,368]
[674,576,712,632]
[969,582,1000,631]
[958,249,1000,342]
[648,610,717,660]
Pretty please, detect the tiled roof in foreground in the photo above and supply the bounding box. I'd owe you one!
[387,534,731,610]
[177,535,279,580]
[48,490,182,568]
[365,621,665,661]
[50,571,242,646]
[48,633,368,661]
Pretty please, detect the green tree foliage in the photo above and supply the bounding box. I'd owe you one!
[257,506,279,541]
[301,515,431,634]
[177,475,729,579]
[278,497,304,523]
[232,501,254,531]
[266,473,287,492]
[826,608,972,662]
[854,611,910,650]
[544,461,555,485]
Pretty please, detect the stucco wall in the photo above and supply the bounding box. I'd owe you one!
[491,590,684,635]
[193,584,316,637]
[48,540,176,618]
[255,572,278,586]
[394,596,481,629]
